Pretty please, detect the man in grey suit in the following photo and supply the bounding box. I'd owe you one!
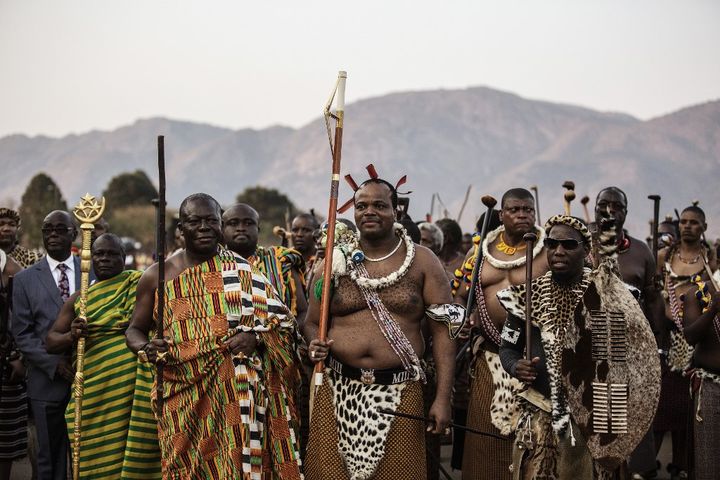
[12,211,79,480]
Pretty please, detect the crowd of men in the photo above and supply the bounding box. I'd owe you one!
[0,181,718,480]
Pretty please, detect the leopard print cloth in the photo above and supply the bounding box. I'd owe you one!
[486,350,524,435]
[8,245,42,268]
[305,371,425,480]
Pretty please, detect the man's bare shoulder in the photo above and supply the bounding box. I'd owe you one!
[414,244,442,268]
[138,255,187,287]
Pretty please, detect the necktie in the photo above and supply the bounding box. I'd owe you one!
[57,263,70,302]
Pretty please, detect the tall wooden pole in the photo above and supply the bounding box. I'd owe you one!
[523,233,537,360]
[155,136,166,414]
[314,71,347,388]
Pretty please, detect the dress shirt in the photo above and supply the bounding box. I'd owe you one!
[45,255,76,296]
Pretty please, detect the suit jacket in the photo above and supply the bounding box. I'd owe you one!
[11,255,83,401]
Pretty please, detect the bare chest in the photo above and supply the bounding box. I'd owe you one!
[331,265,425,317]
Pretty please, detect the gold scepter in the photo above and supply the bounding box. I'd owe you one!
[71,193,106,480]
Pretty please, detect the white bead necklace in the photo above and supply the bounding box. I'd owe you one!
[364,237,403,262]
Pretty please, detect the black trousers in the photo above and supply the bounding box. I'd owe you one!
[30,397,69,480]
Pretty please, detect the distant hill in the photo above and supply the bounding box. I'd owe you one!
[1,86,718,238]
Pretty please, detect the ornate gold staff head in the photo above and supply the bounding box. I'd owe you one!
[73,193,106,226]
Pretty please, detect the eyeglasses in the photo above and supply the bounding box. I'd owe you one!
[41,226,74,235]
[544,237,583,250]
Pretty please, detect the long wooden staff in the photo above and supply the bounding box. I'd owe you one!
[562,181,575,216]
[314,71,347,389]
[155,135,167,415]
[522,233,537,360]
[648,195,661,263]
[377,408,509,440]
[456,195,497,362]
[71,193,106,480]
[580,196,591,224]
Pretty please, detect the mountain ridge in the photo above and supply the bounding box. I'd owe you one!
[1,86,718,238]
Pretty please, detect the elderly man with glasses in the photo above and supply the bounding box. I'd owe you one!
[11,210,86,480]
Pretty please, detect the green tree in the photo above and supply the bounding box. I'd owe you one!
[102,170,158,218]
[19,173,68,248]
[109,204,158,251]
[235,186,297,246]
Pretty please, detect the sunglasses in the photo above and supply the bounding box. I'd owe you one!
[544,237,584,250]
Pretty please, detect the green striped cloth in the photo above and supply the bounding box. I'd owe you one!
[66,270,161,479]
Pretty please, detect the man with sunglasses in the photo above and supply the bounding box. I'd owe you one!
[594,187,663,479]
[498,214,660,479]
[11,210,82,479]
[455,188,548,480]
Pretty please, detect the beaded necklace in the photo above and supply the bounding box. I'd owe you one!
[353,262,424,382]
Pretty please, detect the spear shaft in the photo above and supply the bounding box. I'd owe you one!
[314,71,347,387]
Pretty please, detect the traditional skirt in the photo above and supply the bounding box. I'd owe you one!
[654,367,691,432]
[462,352,514,480]
[692,369,720,480]
[0,379,27,460]
[305,368,426,480]
[511,404,595,480]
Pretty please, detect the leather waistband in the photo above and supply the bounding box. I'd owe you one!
[327,354,418,385]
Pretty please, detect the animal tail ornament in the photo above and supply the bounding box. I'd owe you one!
[596,219,619,258]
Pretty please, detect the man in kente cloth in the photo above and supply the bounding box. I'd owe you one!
[498,215,661,479]
[593,187,663,478]
[223,204,313,463]
[46,233,161,479]
[223,204,308,322]
[125,193,302,479]
[454,188,548,479]
[304,178,464,480]
[654,205,716,479]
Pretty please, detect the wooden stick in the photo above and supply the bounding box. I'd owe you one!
[581,195,591,224]
[314,71,347,388]
[456,195,497,362]
[377,408,509,440]
[71,193,106,480]
[562,181,575,216]
[523,233,537,360]
[457,184,472,223]
[648,195,661,264]
[155,136,166,415]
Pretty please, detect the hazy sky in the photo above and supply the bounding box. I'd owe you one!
[1,0,718,138]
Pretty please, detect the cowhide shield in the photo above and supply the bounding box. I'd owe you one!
[561,259,660,471]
